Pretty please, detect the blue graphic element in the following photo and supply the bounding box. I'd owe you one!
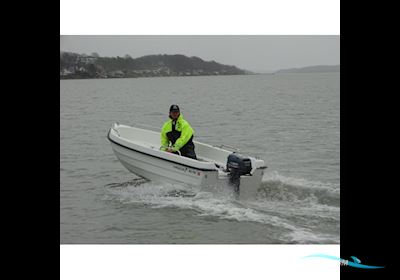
[350,256,361,264]
[303,254,384,269]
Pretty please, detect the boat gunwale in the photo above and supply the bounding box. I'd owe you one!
[107,129,219,172]
[108,124,267,171]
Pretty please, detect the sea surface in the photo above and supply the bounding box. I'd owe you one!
[60,73,340,243]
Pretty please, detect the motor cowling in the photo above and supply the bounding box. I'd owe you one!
[226,153,252,194]
[227,153,252,176]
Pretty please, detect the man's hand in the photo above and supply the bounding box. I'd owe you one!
[166,147,174,153]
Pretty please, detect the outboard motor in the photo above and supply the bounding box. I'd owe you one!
[226,152,252,194]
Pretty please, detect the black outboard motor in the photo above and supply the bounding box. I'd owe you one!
[226,152,252,194]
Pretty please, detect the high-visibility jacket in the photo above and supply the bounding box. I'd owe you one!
[160,114,195,151]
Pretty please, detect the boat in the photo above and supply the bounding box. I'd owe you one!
[107,123,267,199]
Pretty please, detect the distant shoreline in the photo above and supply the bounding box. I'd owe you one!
[275,65,340,74]
[60,52,252,80]
[59,72,342,81]
[59,73,257,80]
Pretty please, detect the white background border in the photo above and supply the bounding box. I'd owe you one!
[60,0,340,35]
[61,245,340,280]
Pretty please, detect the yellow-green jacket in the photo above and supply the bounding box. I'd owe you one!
[160,114,195,151]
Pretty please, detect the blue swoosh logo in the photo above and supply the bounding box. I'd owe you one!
[303,254,384,269]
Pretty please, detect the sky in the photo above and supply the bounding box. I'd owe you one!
[60,35,340,72]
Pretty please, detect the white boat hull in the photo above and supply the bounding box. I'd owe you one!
[108,123,267,199]
[110,141,219,186]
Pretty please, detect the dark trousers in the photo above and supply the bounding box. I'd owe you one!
[173,141,197,160]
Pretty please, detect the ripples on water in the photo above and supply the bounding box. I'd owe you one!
[102,171,339,244]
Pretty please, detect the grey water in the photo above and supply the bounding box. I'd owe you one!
[60,73,340,243]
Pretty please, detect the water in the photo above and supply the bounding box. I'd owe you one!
[60,73,340,243]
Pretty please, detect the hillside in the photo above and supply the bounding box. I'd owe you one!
[275,65,340,73]
[60,52,250,79]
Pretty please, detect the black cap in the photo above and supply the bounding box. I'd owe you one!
[169,104,180,112]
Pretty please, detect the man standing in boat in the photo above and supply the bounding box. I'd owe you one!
[161,105,197,160]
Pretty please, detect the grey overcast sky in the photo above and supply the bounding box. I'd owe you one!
[60,35,339,72]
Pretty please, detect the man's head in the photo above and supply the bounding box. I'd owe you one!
[169,104,180,119]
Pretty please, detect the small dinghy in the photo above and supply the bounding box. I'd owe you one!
[107,123,267,199]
